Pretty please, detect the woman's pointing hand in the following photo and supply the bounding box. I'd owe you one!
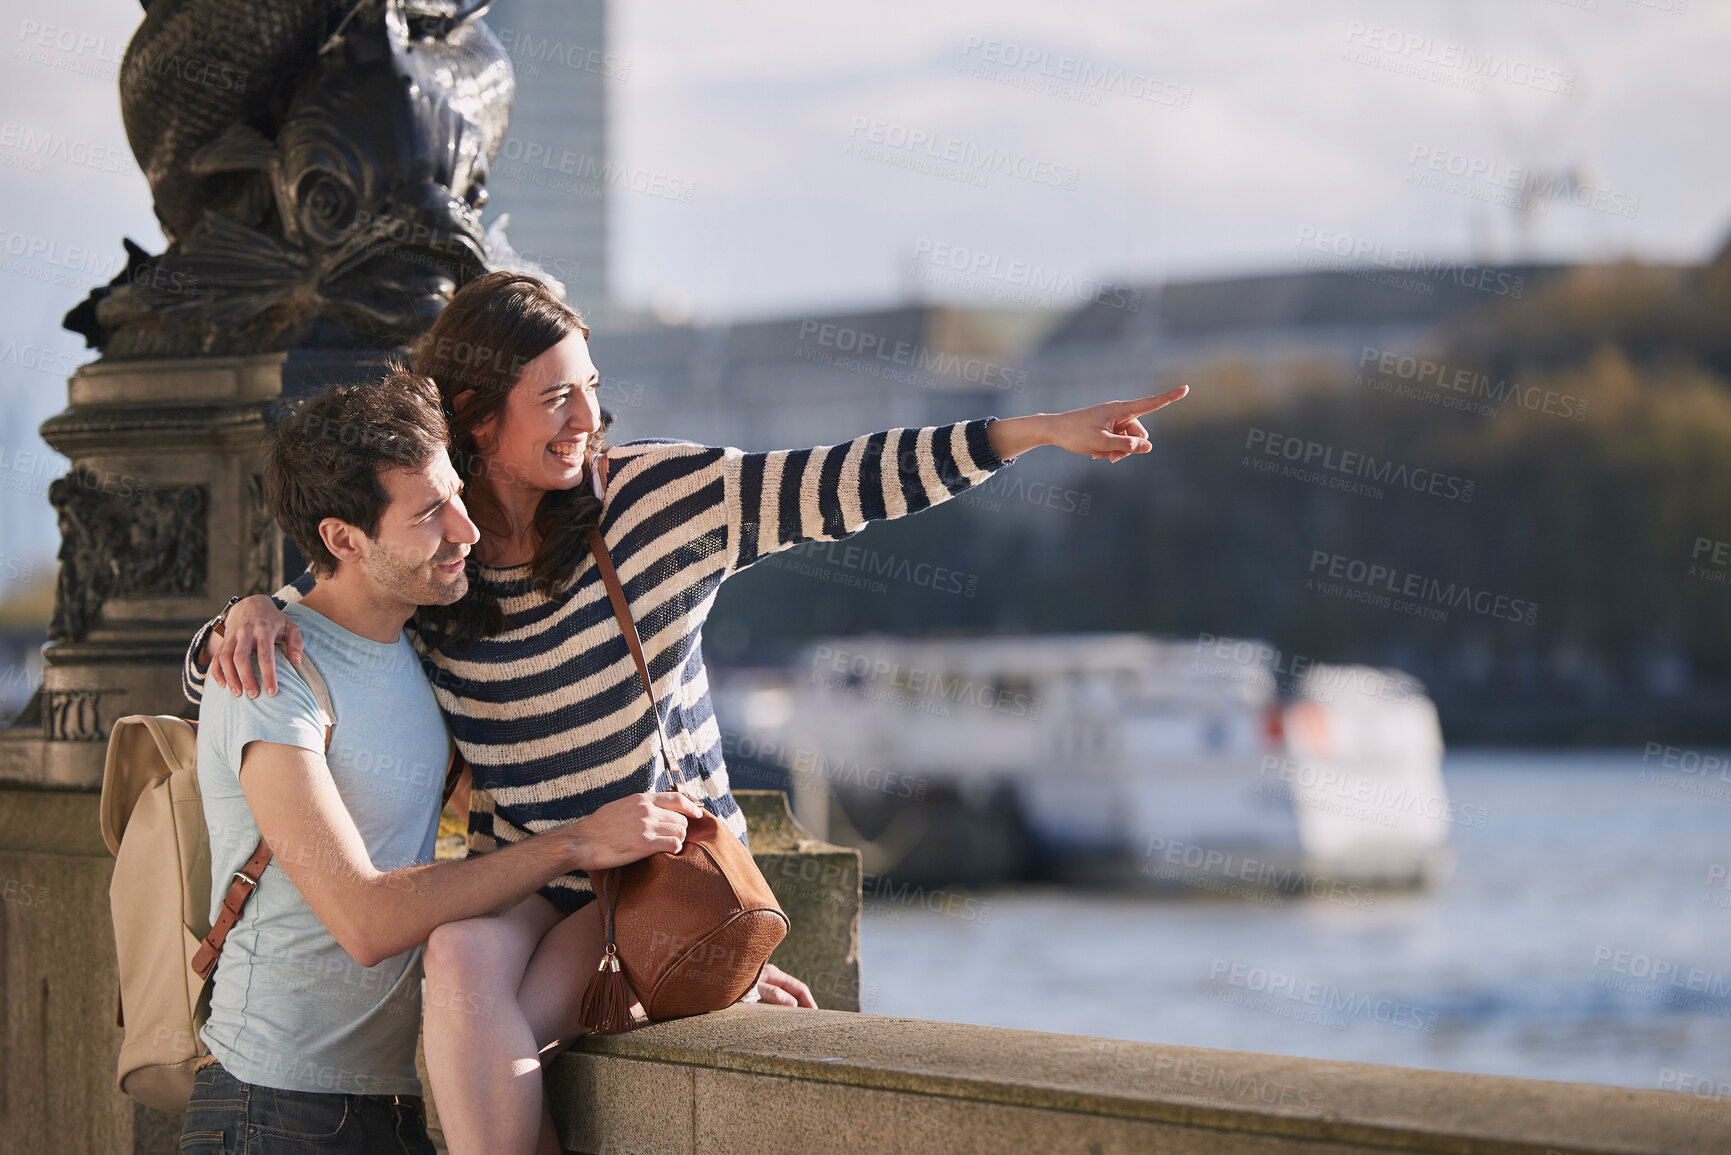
[985,385,1188,463]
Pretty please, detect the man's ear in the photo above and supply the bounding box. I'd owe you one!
[317,517,367,571]
[452,389,476,415]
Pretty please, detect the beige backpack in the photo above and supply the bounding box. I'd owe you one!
[99,650,336,1112]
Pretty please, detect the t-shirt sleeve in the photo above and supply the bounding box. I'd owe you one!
[220,657,329,766]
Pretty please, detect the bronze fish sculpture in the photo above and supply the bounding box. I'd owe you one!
[66,0,519,356]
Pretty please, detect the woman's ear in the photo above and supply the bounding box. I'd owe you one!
[457,389,504,455]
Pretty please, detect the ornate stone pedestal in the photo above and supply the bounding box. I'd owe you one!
[16,350,397,788]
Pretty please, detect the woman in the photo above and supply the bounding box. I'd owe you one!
[188,271,1186,1154]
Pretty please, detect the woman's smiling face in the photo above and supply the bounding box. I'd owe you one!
[473,331,603,494]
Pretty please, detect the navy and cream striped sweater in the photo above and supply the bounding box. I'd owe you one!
[186,418,1014,914]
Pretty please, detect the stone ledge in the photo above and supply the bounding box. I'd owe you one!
[69,353,288,406]
[550,1004,1724,1154]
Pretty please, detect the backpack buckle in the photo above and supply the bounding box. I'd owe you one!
[216,869,262,919]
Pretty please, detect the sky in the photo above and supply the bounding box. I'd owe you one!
[1,0,1727,574]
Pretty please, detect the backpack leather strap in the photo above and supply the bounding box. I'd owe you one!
[192,840,274,980]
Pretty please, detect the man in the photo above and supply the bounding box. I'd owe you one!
[184,373,705,1153]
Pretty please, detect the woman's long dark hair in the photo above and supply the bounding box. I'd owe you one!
[409,271,610,648]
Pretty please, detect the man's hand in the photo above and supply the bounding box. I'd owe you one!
[571,791,706,872]
[209,595,302,698]
[755,962,817,1008]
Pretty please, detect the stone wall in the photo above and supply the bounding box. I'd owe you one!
[0,787,183,1153]
[546,1004,1728,1155]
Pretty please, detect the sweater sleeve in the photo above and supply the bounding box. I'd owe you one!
[181,570,317,705]
[719,416,1012,577]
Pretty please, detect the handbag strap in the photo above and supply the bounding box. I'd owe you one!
[584,506,676,958]
[584,523,683,788]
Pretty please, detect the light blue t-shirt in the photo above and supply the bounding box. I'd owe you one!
[196,602,449,1096]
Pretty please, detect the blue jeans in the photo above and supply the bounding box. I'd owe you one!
[178,1059,435,1154]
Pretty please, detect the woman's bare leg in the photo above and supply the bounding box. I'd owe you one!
[516,900,608,1155]
[521,898,607,1048]
[422,894,562,1155]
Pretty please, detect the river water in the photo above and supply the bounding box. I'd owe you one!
[859,750,1731,1097]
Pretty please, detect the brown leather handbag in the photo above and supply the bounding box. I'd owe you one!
[577,522,790,1033]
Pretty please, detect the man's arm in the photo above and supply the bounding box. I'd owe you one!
[238,740,702,967]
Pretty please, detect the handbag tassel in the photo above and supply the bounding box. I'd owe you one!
[580,943,647,1033]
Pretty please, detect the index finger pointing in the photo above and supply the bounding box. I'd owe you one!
[1120,385,1189,417]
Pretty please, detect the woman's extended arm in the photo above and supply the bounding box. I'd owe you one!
[713,417,1003,577]
[181,572,315,704]
[706,388,1186,576]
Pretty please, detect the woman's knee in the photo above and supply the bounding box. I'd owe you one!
[425,916,522,986]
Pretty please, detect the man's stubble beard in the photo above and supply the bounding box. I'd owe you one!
[366,539,469,608]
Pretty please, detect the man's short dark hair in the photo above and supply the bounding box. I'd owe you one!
[265,372,450,578]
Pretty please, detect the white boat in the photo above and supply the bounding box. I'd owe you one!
[712,633,1453,892]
